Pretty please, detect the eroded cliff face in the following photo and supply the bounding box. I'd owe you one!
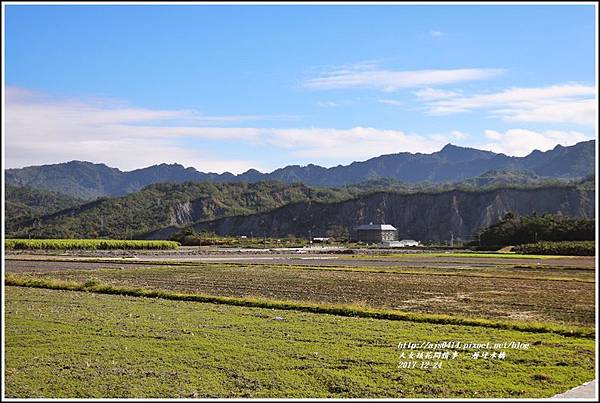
[168,201,193,226]
[191,187,595,242]
[167,197,229,226]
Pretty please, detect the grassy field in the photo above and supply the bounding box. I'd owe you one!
[12,259,594,327]
[5,286,595,398]
[5,239,180,250]
[4,250,596,398]
[6,275,593,337]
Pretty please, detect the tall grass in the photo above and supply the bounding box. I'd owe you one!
[5,239,179,250]
[5,274,593,339]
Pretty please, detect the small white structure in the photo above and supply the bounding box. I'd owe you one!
[399,239,420,247]
[382,239,421,247]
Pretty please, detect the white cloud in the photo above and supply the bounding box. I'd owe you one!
[430,30,445,38]
[7,87,594,173]
[479,129,591,156]
[5,87,271,173]
[414,87,461,100]
[451,130,469,140]
[316,101,341,108]
[265,127,452,161]
[316,99,360,108]
[377,99,403,106]
[304,63,504,92]
[6,87,467,169]
[483,130,502,140]
[494,99,596,125]
[422,83,597,126]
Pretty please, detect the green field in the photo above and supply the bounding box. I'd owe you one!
[4,250,596,398]
[5,286,595,398]
[5,238,179,250]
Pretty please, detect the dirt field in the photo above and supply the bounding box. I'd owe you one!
[7,246,595,268]
[6,251,595,269]
[6,252,595,327]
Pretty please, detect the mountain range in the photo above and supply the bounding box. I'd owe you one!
[5,181,354,239]
[184,185,595,242]
[6,140,595,199]
[6,173,593,241]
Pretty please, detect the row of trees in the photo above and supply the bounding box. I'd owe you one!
[477,212,594,246]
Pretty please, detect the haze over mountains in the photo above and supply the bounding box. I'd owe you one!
[6,140,595,200]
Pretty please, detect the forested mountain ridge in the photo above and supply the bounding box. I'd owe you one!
[184,185,595,243]
[5,184,84,231]
[6,140,595,199]
[6,174,593,240]
[5,181,354,239]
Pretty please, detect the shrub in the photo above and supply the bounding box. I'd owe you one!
[5,239,179,250]
[514,241,595,256]
[477,213,594,246]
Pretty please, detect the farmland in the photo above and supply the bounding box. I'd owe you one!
[5,238,180,250]
[4,248,596,398]
[5,257,595,327]
[4,286,595,398]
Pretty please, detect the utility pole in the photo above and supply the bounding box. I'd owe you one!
[450,232,454,247]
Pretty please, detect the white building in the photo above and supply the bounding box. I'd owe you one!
[382,239,421,247]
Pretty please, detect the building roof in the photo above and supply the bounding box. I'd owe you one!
[354,223,397,231]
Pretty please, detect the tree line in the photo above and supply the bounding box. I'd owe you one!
[477,212,594,246]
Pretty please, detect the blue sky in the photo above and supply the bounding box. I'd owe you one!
[4,4,597,173]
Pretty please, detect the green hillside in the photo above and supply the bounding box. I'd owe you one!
[5,173,592,241]
[6,181,354,239]
[5,185,84,230]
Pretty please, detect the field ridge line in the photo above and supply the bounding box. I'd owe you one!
[5,275,593,339]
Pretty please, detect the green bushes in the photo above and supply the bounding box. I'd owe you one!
[5,239,179,250]
[478,213,594,246]
[514,241,595,256]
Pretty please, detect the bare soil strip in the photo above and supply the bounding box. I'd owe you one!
[12,260,595,327]
[7,251,595,268]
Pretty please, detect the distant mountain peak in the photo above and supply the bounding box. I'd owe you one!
[436,143,496,162]
[151,162,185,168]
[440,143,461,152]
[5,140,595,199]
[242,168,262,175]
[65,160,110,167]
